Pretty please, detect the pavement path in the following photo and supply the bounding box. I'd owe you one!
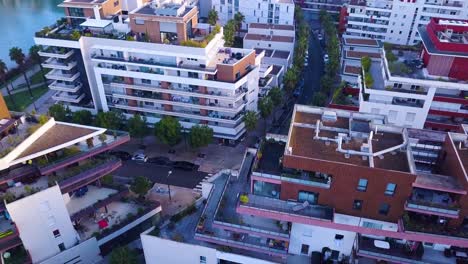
[25,88,55,114]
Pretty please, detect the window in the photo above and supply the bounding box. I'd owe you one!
[405,113,415,122]
[53,229,61,238]
[58,243,65,252]
[200,256,207,264]
[142,79,151,84]
[298,191,319,204]
[379,203,390,215]
[334,234,344,247]
[301,244,309,255]
[353,200,363,210]
[385,183,396,196]
[357,179,368,192]
[135,18,145,25]
[388,110,398,122]
[362,221,383,229]
[68,7,84,17]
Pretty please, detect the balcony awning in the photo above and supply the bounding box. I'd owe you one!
[80,19,112,29]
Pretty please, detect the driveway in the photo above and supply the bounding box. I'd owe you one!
[114,160,208,190]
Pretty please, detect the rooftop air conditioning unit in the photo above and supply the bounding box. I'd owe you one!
[344,153,350,159]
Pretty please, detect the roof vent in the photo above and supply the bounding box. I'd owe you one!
[322,111,337,123]
[344,153,350,159]
[378,155,384,160]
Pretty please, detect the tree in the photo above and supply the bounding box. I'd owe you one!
[130,176,152,197]
[223,20,236,47]
[268,86,283,106]
[258,97,273,133]
[361,56,371,73]
[72,110,93,125]
[189,125,213,149]
[311,92,327,107]
[283,68,298,94]
[128,114,148,142]
[0,60,15,109]
[29,45,47,84]
[95,111,124,130]
[233,12,245,36]
[48,104,69,121]
[207,9,218,26]
[9,47,32,97]
[320,75,334,95]
[154,116,182,146]
[109,246,138,264]
[242,111,258,132]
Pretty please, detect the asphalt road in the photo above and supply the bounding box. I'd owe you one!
[114,160,208,189]
[299,26,324,104]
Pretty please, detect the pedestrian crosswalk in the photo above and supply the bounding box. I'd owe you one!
[192,174,212,193]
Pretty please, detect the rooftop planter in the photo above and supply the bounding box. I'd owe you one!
[402,213,468,239]
[180,25,221,48]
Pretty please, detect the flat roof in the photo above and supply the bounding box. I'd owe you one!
[271,65,283,75]
[343,38,380,47]
[345,50,381,60]
[80,19,112,28]
[419,27,468,58]
[249,23,294,31]
[245,34,294,43]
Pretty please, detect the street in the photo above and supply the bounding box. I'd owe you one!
[114,160,208,189]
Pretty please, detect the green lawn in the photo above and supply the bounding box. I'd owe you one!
[1,66,50,90]
[4,85,49,111]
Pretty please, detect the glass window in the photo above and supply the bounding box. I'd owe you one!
[357,179,368,192]
[362,221,383,229]
[298,191,318,204]
[200,256,206,264]
[53,229,61,238]
[301,244,309,255]
[385,183,397,196]
[58,243,65,252]
[253,180,280,198]
[353,200,363,210]
[379,203,390,215]
[68,7,84,17]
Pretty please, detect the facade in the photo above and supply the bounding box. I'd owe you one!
[211,0,294,29]
[0,108,161,263]
[340,0,468,45]
[295,0,347,14]
[141,105,468,263]
[34,0,262,141]
[337,19,468,131]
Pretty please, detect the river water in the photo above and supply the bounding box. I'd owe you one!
[0,0,63,67]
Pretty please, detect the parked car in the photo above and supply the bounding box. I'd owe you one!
[173,161,198,171]
[132,154,148,163]
[108,150,131,160]
[323,54,329,63]
[318,33,323,40]
[147,156,173,166]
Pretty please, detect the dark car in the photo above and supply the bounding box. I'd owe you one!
[173,161,198,171]
[108,150,131,160]
[147,156,173,166]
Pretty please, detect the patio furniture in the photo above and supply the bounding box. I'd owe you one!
[292,201,309,212]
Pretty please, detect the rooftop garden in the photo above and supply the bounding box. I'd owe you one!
[180,25,221,48]
[402,212,468,239]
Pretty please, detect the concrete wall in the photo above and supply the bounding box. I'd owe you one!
[6,185,79,263]
[289,223,357,256]
[40,238,101,264]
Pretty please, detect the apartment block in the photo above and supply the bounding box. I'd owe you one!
[340,0,468,45]
[296,0,347,14]
[0,108,161,263]
[141,105,468,263]
[336,18,468,131]
[34,0,262,141]
[211,0,294,29]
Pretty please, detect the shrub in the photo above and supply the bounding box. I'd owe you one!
[239,194,249,204]
[364,74,374,88]
[361,56,371,72]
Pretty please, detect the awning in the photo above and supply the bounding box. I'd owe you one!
[80,19,112,28]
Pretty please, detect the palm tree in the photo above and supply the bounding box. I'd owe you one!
[207,9,218,26]
[9,47,33,97]
[233,12,245,37]
[0,60,16,109]
[29,45,47,85]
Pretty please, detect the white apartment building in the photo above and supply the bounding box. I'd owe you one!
[211,0,295,29]
[343,0,468,45]
[35,0,262,142]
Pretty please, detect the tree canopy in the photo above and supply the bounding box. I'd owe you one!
[95,111,124,130]
[130,176,152,197]
[189,125,213,149]
[109,246,138,264]
[242,111,258,132]
[72,110,93,125]
[207,9,218,25]
[223,20,236,47]
[128,114,148,139]
[48,104,70,122]
[154,116,182,146]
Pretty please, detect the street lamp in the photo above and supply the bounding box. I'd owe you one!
[167,170,172,201]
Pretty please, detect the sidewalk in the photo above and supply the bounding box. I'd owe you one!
[25,89,55,114]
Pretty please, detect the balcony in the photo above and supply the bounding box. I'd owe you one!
[49,80,83,92]
[429,107,468,119]
[52,91,85,103]
[402,212,468,240]
[91,54,217,74]
[39,131,130,175]
[38,48,74,59]
[405,188,460,218]
[51,158,122,193]
[0,221,20,252]
[0,165,38,185]
[46,69,80,82]
[356,235,456,264]
[42,57,77,70]
[237,194,334,224]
